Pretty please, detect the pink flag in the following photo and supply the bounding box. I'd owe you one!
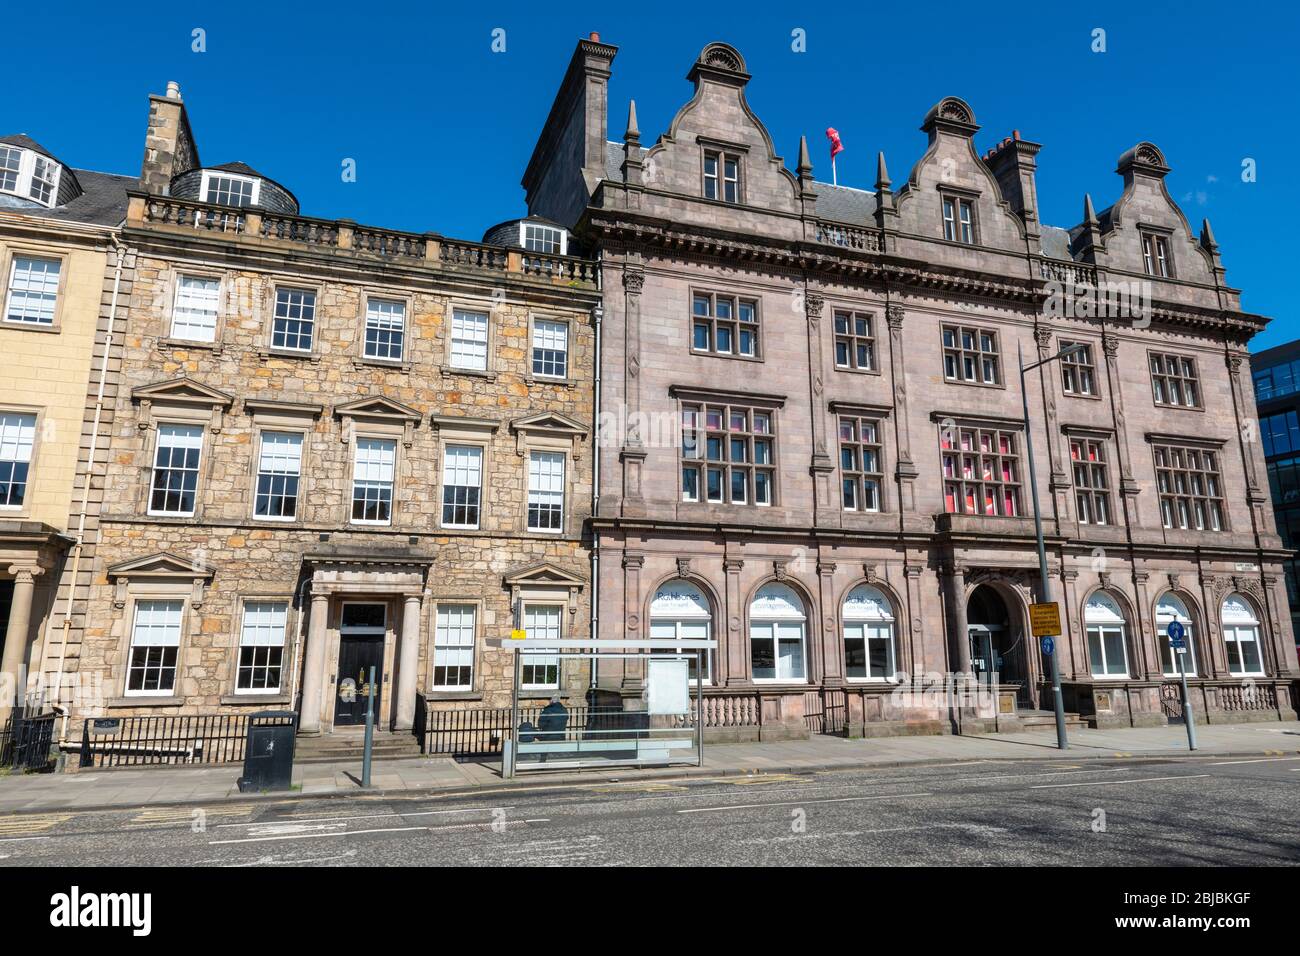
[826,127,844,159]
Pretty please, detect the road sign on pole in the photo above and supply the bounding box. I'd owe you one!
[1029,602,1062,638]
[1040,635,1055,655]
[1166,620,1198,751]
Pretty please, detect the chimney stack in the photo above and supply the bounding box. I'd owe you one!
[983,130,1042,240]
[140,81,199,195]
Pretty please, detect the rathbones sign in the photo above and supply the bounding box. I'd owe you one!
[1042,279,1152,325]
[49,886,152,936]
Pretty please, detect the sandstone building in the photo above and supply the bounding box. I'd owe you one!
[0,134,135,727]
[523,36,1297,736]
[52,84,600,745]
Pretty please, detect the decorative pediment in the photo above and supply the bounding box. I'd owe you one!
[510,412,589,459]
[132,377,234,409]
[132,377,234,432]
[107,551,214,609]
[335,395,422,447]
[503,561,587,589]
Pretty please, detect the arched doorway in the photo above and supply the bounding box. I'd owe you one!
[967,584,1031,706]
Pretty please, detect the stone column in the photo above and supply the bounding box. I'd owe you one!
[943,563,971,674]
[724,557,747,685]
[1131,570,1155,679]
[298,592,330,735]
[886,304,919,512]
[1101,331,1141,524]
[394,593,422,731]
[0,567,39,717]
[817,560,843,686]
[620,267,647,515]
[622,551,644,689]
[1034,325,1068,532]
[804,292,836,520]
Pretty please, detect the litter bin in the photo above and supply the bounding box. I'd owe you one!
[237,711,297,792]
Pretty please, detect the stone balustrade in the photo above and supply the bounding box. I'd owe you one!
[815,219,882,252]
[127,191,597,288]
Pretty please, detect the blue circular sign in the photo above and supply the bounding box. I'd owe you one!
[1040,635,1055,655]
[1166,620,1186,647]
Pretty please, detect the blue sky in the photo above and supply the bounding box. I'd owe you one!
[17,1,1298,349]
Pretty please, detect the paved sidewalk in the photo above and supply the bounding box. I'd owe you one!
[1,720,1297,813]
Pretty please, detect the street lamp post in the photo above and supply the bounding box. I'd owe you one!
[1018,340,1087,751]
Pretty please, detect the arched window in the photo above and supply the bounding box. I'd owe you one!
[843,584,897,680]
[1221,593,1265,677]
[649,579,712,683]
[1155,593,1197,677]
[1084,591,1129,677]
[750,583,806,682]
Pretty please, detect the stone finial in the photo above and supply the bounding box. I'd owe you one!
[1083,192,1098,226]
[875,151,891,190]
[624,99,640,142]
[1200,217,1218,252]
[797,135,812,179]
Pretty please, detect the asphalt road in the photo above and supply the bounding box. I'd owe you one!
[1,755,1297,866]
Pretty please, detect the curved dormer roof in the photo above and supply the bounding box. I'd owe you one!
[0,133,83,209]
[482,214,573,255]
[169,161,299,214]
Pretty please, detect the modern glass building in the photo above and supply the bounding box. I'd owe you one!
[1253,339,1300,648]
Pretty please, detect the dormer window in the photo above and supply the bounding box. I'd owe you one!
[201,170,259,207]
[704,149,741,203]
[1141,232,1173,278]
[521,223,567,255]
[0,145,62,208]
[942,195,976,244]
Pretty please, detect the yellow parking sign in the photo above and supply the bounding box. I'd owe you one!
[1029,602,1061,637]
[510,628,527,641]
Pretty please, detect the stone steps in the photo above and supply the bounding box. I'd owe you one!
[1016,709,1088,733]
[293,731,424,764]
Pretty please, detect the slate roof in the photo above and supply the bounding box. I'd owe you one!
[0,168,138,226]
[1039,224,1072,261]
[0,133,56,158]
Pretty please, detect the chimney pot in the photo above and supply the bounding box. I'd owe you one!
[1012,129,1021,140]
[589,32,600,41]
[165,80,181,100]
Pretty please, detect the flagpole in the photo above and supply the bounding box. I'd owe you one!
[832,156,837,186]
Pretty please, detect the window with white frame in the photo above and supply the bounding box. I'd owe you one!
[532,319,568,378]
[942,195,976,243]
[254,431,302,520]
[126,599,183,695]
[833,310,876,371]
[1141,232,1173,277]
[521,223,566,254]
[1149,353,1201,408]
[0,412,36,508]
[1221,593,1264,676]
[170,275,220,342]
[839,415,882,512]
[0,147,61,207]
[0,146,20,193]
[237,601,288,692]
[1070,437,1111,525]
[1084,591,1129,678]
[351,437,396,524]
[1154,442,1224,531]
[272,287,316,352]
[843,584,897,680]
[750,583,807,681]
[363,297,405,361]
[940,426,1022,517]
[521,603,562,689]
[649,580,713,683]
[1060,341,1097,396]
[5,255,61,325]
[942,324,1000,385]
[691,291,759,358]
[450,309,489,370]
[440,444,482,529]
[703,149,741,203]
[149,424,203,516]
[202,172,258,207]
[29,155,58,205]
[1156,592,1197,677]
[679,402,775,506]
[432,604,476,690]
[527,450,565,532]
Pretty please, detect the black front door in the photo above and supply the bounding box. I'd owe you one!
[335,637,384,726]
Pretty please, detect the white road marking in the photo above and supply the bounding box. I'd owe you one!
[221,805,514,828]
[1029,773,1211,790]
[1207,756,1300,766]
[210,826,429,845]
[678,792,931,814]
[0,836,51,844]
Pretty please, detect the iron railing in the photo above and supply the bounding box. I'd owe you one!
[417,701,638,759]
[2,706,60,771]
[78,714,257,768]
